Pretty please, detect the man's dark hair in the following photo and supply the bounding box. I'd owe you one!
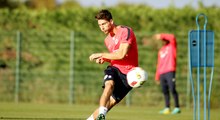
[95,9,112,21]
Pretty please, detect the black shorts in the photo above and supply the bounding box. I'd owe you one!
[103,66,132,103]
[160,71,176,92]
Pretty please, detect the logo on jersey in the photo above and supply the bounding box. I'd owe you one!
[160,49,168,58]
[113,37,119,44]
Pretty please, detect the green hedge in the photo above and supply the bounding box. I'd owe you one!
[0,5,219,107]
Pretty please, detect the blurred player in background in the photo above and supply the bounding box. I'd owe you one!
[87,9,138,120]
[154,33,181,114]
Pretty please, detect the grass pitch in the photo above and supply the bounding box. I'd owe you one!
[0,102,219,120]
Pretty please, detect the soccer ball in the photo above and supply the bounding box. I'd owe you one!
[127,67,148,88]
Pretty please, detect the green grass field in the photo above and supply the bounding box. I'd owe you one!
[0,102,219,120]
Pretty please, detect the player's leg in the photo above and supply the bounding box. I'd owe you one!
[87,66,132,120]
[167,76,180,108]
[100,80,114,108]
[95,66,118,120]
[166,72,181,114]
[87,80,115,120]
[95,96,118,120]
[106,96,118,111]
[159,73,171,114]
[96,80,114,119]
[96,66,132,119]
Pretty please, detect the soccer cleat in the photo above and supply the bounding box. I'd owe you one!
[96,113,105,120]
[159,108,170,114]
[171,108,181,114]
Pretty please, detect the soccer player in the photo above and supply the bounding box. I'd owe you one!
[154,33,181,114]
[87,9,138,120]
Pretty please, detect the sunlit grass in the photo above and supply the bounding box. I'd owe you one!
[0,102,219,120]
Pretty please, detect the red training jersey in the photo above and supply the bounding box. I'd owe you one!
[104,26,138,74]
[155,34,177,81]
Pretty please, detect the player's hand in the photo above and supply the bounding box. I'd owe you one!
[89,53,102,61]
[155,80,160,85]
[153,34,161,40]
[95,58,105,64]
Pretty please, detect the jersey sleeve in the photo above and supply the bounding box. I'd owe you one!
[120,27,133,44]
[160,33,177,46]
